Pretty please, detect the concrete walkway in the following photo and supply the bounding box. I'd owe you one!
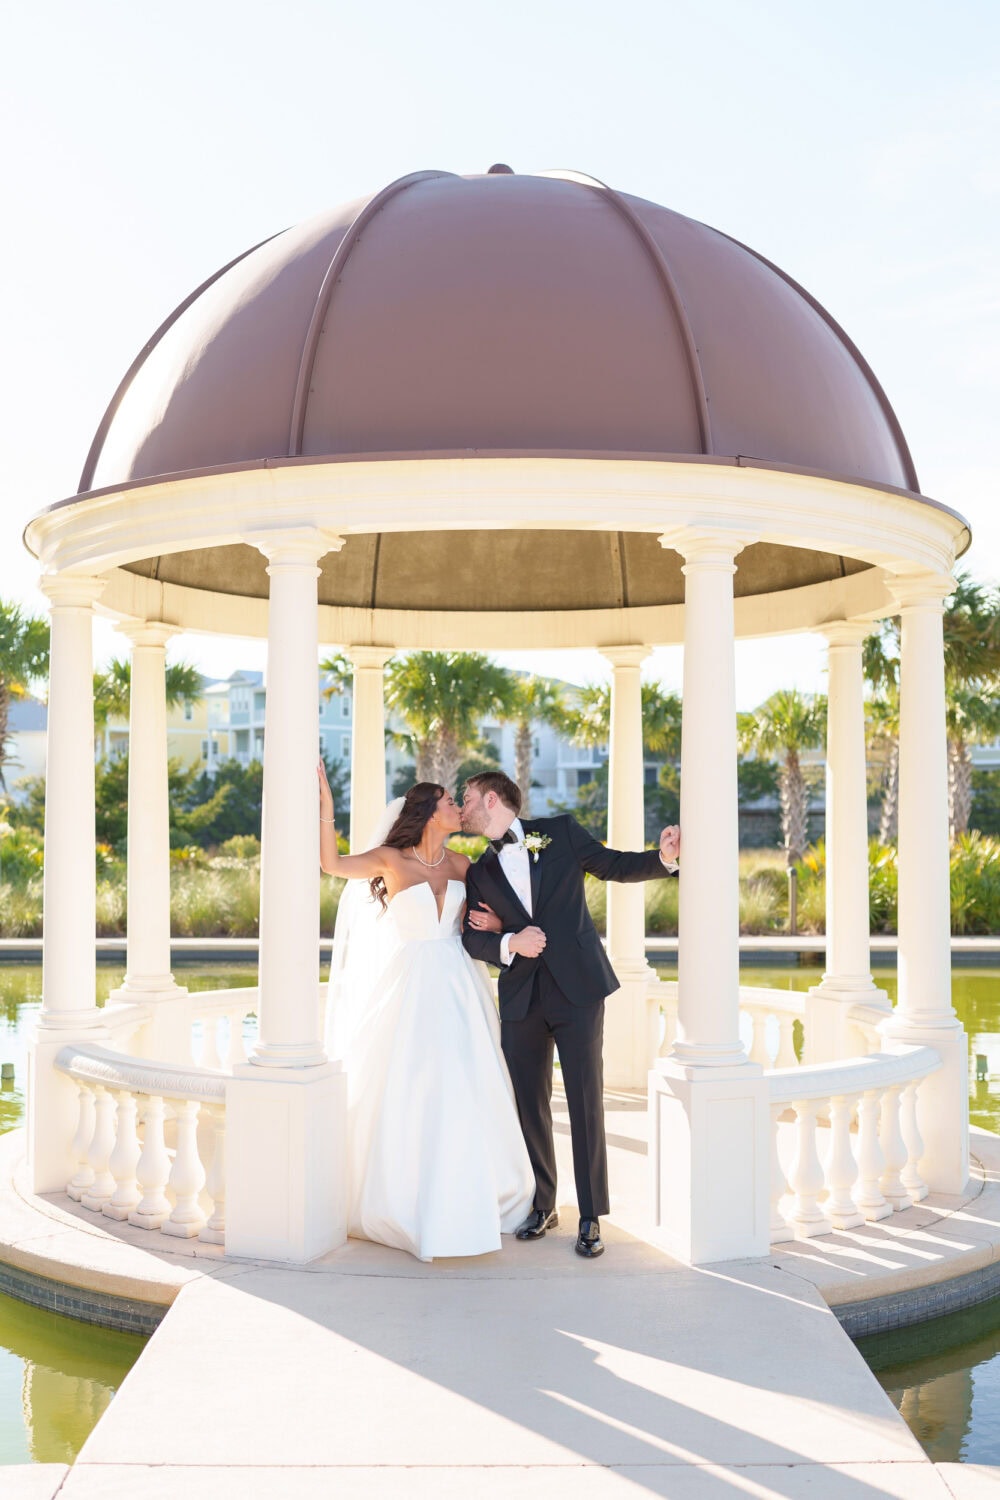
[4,1098,1000,1497]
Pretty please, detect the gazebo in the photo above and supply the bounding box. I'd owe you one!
[24,167,970,1265]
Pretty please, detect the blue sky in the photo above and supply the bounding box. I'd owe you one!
[1,0,996,705]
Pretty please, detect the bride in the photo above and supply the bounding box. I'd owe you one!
[317,765,535,1261]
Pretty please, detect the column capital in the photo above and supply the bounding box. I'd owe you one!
[599,644,651,670]
[115,619,179,650]
[39,573,106,609]
[884,569,954,612]
[244,526,345,572]
[818,620,872,649]
[343,645,395,670]
[659,526,756,569]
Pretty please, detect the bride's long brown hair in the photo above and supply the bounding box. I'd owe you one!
[370,782,447,911]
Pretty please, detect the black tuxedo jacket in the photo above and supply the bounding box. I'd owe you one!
[461,814,674,1022]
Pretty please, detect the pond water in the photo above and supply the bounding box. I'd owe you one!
[0,959,998,1465]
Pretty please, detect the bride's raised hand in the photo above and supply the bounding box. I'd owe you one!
[317,759,335,823]
[468,901,503,933]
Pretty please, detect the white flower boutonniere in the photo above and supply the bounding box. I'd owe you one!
[520,832,552,863]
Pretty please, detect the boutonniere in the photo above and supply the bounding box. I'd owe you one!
[520,832,552,863]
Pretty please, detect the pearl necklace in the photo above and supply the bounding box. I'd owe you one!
[411,844,447,868]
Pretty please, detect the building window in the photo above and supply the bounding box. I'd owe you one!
[201,739,209,760]
[341,734,351,760]
[341,696,350,719]
[534,737,541,758]
[185,703,193,721]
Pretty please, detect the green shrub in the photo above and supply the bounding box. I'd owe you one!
[218,834,261,861]
[0,822,43,882]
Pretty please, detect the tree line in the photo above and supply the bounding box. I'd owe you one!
[2,573,998,860]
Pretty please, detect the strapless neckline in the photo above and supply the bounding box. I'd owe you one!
[390,877,465,926]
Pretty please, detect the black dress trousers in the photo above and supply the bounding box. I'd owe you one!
[500,967,608,1221]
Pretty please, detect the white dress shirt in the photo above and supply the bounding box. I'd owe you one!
[497,819,531,967]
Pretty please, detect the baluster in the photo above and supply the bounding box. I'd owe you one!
[879,1084,911,1210]
[788,1099,832,1237]
[769,1104,793,1242]
[900,1080,928,1202]
[226,1009,249,1068]
[129,1095,172,1229]
[824,1094,863,1229]
[199,1107,226,1245]
[80,1086,117,1212]
[776,1017,798,1069]
[750,1012,772,1068]
[854,1089,892,1221]
[200,1017,222,1070]
[163,1098,207,1237]
[103,1090,141,1220]
[66,1084,96,1201]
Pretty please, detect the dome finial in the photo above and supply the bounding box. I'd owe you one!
[487,163,514,175]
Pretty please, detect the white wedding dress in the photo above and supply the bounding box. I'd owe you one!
[335,877,534,1262]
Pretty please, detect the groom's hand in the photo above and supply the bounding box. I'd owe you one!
[659,825,681,864]
[508,926,547,958]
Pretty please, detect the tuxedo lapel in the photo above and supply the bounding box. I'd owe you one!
[478,847,532,924]
[522,823,544,914]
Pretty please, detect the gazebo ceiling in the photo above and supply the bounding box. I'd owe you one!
[35,167,966,615]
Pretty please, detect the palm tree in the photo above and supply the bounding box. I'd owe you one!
[0,601,50,789]
[863,574,1000,840]
[738,690,827,863]
[946,687,1000,840]
[382,652,517,795]
[565,680,683,758]
[866,688,901,845]
[93,658,204,740]
[507,676,567,817]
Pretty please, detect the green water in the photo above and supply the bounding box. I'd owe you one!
[2,961,999,1466]
[0,963,257,1466]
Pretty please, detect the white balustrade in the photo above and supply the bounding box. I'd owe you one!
[80,1086,116,1212]
[66,1084,95,1202]
[55,1044,227,1246]
[768,1045,939,1241]
[190,987,258,1070]
[103,1090,141,1221]
[163,1099,207,1238]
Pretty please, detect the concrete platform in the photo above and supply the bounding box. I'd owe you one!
[3,1097,1000,1496]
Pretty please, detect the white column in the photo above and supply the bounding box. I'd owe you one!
[28,575,108,1192]
[649,530,769,1264]
[600,645,656,1088]
[109,622,189,1058]
[881,572,968,1193]
[345,646,393,850]
[226,527,348,1263]
[806,622,886,1062]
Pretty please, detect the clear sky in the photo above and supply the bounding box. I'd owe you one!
[1,0,996,706]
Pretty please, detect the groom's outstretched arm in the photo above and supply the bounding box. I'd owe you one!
[462,865,504,967]
[566,814,673,884]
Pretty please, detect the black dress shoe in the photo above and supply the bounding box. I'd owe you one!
[515,1208,558,1240]
[576,1218,604,1258]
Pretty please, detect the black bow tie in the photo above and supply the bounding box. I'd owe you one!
[489,830,519,853]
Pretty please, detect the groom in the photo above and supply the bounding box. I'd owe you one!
[461,772,679,1259]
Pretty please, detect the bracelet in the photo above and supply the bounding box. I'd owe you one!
[319,816,335,824]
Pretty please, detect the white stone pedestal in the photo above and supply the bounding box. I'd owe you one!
[880,1019,969,1194]
[225,1061,347,1263]
[649,1059,770,1264]
[28,1024,109,1194]
[805,980,890,1065]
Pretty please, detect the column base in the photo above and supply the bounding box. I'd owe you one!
[804,975,890,1064]
[162,1217,203,1240]
[604,961,658,1089]
[879,1014,970,1194]
[225,1060,347,1262]
[101,1202,137,1222]
[649,1058,769,1264]
[249,1041,329,1069]
[110,983,192,1066]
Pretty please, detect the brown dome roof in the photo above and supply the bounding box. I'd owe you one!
[81,169,918,494]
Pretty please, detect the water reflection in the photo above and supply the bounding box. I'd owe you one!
[0,1291,146,1464]
[859,1295,1000,1463]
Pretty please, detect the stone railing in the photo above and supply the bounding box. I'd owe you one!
[55,1044,227,1246]
[767,1044,940,1243]
[657,982,803,1068]
[190,986,258,1070]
